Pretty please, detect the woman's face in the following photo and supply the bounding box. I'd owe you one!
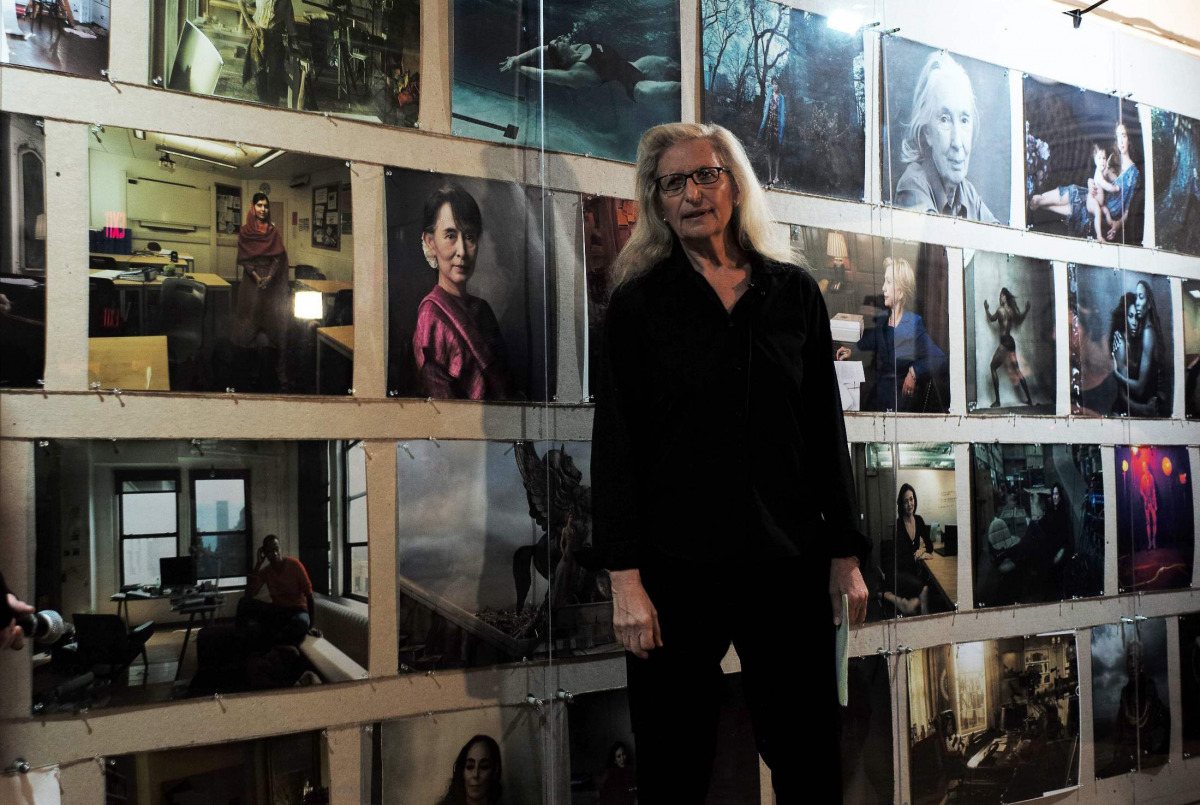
[1052,486,1061,508]
[1134,282,1151,320]
[1126,303,1140,339]
[463,742,495,803]
[614,747,626,768]
[882,267,896,309]
[901,489,916,516]
[254,198,269,221]
[1115,124,1129,156]
[424,202,478,294]
[656,139,737,246]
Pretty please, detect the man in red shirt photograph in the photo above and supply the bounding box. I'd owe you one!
[237,534,314,645]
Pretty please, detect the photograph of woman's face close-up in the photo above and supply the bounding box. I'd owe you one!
[792,226,951,414]
[1068,265,1173,418]
[385,168,556,401]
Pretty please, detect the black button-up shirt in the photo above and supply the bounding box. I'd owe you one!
[591,243,870,570]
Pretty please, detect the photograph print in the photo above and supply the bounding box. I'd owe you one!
[0,0,109,79]
[379,706,543,805]
[964,251,1055,414]
[582,193,640,398]
[1188,279,1200,419]
[792,226,952,414]
[1182,612,1200,758]
[385,167,556,401]
[908,633,1080,805]
[395,439,614,672]
[1068,265,1173,418]
[702,0,865,199]
[1025,77,1144,244]
[1115,445,1194,593]
[883,38,1011,224]
[1,113,46,389]
[841,655,894,805]
[970,444,1104,608]
[1151,107,1200,256]
[453,0,681,163]
[148,0,421,128]
[1091,619,1171,778]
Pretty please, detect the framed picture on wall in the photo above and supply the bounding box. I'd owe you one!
[216,184,242,239]
[313,184,341,250]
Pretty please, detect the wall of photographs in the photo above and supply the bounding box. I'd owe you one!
[1,0,1199,803]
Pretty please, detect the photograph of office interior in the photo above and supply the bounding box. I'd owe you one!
[86,125,355,394]
[148,0,420,127]
[31,439,369,714]
[0,0,109,77]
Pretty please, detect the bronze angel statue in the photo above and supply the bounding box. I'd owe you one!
[512,441,609,611]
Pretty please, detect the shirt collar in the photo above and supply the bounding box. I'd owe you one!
[660,238,785,285]
[920,159,968,218]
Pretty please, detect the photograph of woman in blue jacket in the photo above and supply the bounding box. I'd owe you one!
[836,255,948,412]
[758,77,785,186]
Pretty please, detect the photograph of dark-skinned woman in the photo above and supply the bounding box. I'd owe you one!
[436,735,503,805]
[835,255,948,412]
[591,121,869,803]
[411,185,514,400]
[233,192,291,391]
[1111,280,1169,417]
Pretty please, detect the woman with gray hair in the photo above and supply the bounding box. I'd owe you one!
[894,51,998,223]
[590,122,869,801]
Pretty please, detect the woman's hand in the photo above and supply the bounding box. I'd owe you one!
[830,557,868,627]
[499,56,517,72]
[835,346,851,361]
[902,366,917,397]
[913,546,930,561]
[1105,219,1123,241]
[609,569,661,660]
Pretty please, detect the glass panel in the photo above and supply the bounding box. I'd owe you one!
[348,495,368,545]
[380,706,542,803]
[195,532,249,578]
[350,545,369,598]
[20,150,46,271]
[194,477,247,533]
[120,491,177,535]
[1092,619,1171,777]
[348,441,367,496]
[122,535,177,587]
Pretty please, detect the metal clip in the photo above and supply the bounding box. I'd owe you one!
[554,689,574,703]
[525,694,545,713]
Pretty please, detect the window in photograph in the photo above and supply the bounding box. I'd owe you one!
[1,113,48,388]
[343,440,368,600]
[192,469,251,588]
[702,2,865,200]
[148,0,421,128]
[1025,77,1145,245]
[452,0,682,163]
[86,125,355,395]
[116,470,181,588]
[882,37,1011,224]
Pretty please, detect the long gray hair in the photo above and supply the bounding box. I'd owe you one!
[612,123,795,286]
[900,51,978,165]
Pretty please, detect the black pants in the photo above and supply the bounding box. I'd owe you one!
[236,596,309,645]
[626,553,841,803]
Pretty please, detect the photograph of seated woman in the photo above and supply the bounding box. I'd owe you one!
[437,735,502,805]
[979,484,1081,606]
[412,185,514,400]
[836,256,948,412]
[597,742,637,805]
[233,192,291,391]
[880,484,936,616]
[1026,84,1144,243]
[1110,281,1169,417]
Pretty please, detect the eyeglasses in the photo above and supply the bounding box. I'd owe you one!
[654,166,728,195]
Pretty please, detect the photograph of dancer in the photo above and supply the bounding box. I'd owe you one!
[1115,445,1194,593]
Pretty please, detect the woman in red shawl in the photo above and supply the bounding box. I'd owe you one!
[413,185,514,400]
[235,192,291,389]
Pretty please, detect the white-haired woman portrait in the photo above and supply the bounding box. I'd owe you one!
[894,51,998,223]
[590,122,869,802]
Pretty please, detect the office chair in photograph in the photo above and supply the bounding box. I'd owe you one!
[328,289,353,326]
[88,276,123,336]
[72,613,155,684]
[158,277,207,387]
[168,20,224,95]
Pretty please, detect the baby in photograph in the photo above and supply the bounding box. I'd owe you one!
[1086,144,1119,241]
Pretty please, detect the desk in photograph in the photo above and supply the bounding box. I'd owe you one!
[316,325,353,394]
[88,335,170,390]
[923,552,958,608]
[90,269,232,339]
[297,279,352,294]
[109,589,226,680]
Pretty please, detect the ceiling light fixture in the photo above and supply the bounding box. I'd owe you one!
[252,149,286,169]
[155,146,238,171]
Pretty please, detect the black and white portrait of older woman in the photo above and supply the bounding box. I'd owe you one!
[884,39,1011,225]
